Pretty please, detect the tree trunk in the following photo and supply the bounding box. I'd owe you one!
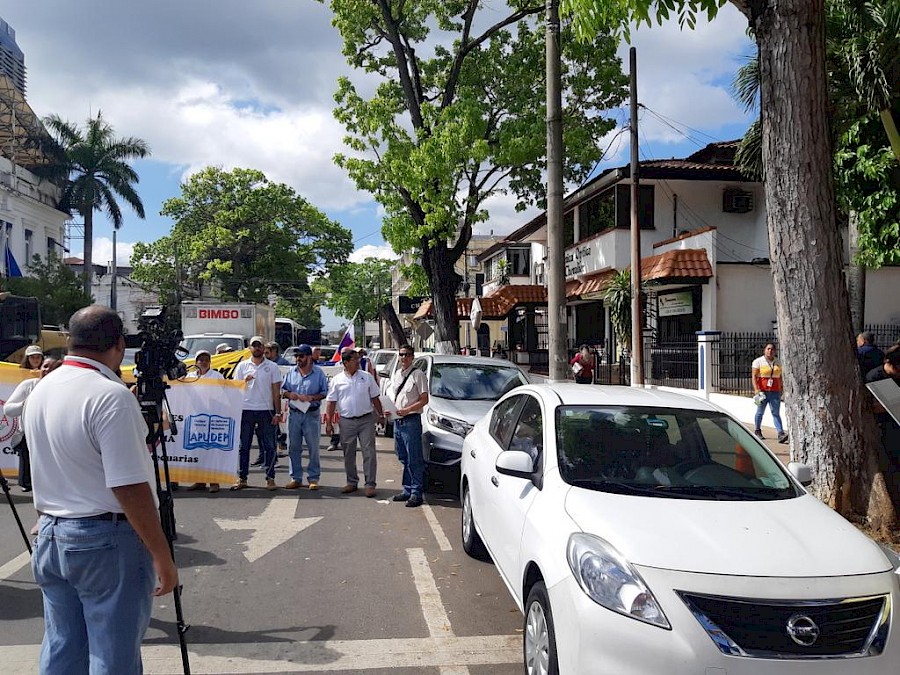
[82,208,94,301]
[846,210,866,334]
[423,244,461,354]
[380,302,407,347]
[754,0,897,531]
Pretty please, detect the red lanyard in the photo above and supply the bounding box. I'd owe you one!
[63,359,102,373]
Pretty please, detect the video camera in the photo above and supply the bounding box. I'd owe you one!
[135,306,187,397]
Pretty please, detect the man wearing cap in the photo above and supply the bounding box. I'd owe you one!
[185,350,225,493]
[280,344,328,490]
[215,343,233,354]
[324,347,385,497]
[231,336,283,491]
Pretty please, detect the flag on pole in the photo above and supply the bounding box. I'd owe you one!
[330,322,355,362]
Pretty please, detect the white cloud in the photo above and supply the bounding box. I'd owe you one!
[349,245,399,263]
[69,237,137,268]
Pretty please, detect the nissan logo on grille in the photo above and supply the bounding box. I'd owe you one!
[786,614,820,647]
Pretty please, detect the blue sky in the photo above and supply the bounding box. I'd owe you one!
[4,2,753,329]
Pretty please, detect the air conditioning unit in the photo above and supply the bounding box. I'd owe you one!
[534,262,545,283]
[723,188,753,213]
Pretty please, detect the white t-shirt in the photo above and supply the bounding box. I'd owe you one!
[233,357,282,410]
[23,356,156,518]
[326,369,380,418]
[186,368,225,380]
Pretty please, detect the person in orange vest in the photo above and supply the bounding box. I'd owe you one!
[752,342,787,443]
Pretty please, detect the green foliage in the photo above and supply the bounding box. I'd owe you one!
[835,115,900,267]
[130,167,353,311]
[602,269,635,346]
[561,0,729,42]
[4,254,93,326]
[497,258,511,286]
[314,257,393,324]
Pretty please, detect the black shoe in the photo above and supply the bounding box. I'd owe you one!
[405,495,424,508]
[392,492,411,502]
[250,459,263,467]
[753,429,764,440]
[777,432,789,444]
[21,486,32,493]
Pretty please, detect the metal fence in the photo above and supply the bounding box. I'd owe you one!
[864,324,900,349]
[644,340,699,389]
[712,332,778,396]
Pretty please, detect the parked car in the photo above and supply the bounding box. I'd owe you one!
[460,383,900,674]
[413,355,527,486]
[316,345,337,363]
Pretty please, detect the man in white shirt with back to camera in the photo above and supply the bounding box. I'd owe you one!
[24,304,178,675]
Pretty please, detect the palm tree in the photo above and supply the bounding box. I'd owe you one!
[37,111,149,298]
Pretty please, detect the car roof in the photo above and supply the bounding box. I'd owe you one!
[421,354,522,368]
[516,382,721,412]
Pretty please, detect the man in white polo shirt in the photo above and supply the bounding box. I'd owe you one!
[24,305,178,675]
[231,335,284,491]
[325,346,385,497]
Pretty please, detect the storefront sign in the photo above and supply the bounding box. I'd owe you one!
[564,243,593,277]
[658,290,693,317]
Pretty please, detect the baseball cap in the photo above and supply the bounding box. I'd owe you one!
[296,344,313,356]
[249,336,265,347]
[216,343,232,352]
[25,345,43,357]
[195,349,212,359]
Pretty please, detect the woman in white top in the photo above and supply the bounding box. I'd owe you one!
[185,350,225,493]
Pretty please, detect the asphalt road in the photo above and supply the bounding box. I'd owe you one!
[0,434,523,674]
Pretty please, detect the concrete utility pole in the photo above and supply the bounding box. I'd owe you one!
[110,228,117,310]
[546,0,568,381]
[629,47,645,387]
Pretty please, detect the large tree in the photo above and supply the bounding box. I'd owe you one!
[563,0,898,531]
[37,111,149,299]
[130,167,353,314]
[325,0,627,353]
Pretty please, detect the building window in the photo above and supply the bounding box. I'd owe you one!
[579,188,616,239]
[615,184,655,230]
[508,248,530,276]
[485,255,499,282]
[24,228,32,265]
[564,211,575,247]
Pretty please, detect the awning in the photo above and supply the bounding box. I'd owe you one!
[641,248,712,282]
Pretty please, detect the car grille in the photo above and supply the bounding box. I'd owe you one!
[678,591,890,659]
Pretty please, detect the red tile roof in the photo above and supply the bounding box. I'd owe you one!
[641,248,712,281]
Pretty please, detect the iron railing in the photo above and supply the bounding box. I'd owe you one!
[712,333,778,396]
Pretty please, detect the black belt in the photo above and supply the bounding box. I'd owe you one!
[342,412,373,420]
[394,413,421,421]
[40,512,128,523]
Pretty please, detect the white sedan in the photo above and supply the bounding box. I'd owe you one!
[460,383,900,674]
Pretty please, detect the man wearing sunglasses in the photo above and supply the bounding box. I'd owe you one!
[389,346,429,507]
[281,344,329,490]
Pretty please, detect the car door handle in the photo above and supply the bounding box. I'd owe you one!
[491,476,499,487]
[470,449,476,458]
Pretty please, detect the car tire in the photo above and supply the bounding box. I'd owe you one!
[461,482,488,560]
[524,581,559,675]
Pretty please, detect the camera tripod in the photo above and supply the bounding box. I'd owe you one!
[0,472,32,555]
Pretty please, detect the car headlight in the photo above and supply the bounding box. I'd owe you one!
[427,410,473,437]
[566,532,670,629]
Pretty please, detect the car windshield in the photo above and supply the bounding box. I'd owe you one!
[556,406,799,501]
[373,351,396,366]
[430,363,527,400]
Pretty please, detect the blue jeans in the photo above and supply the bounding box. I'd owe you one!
[394,414,425,497]
[240,410,277,480]
[32,515,155,675]
[288,408,321,483]
[755,390,784,434]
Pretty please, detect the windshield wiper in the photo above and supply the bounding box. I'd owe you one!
[654,485,789,501]
[567,478,686,498]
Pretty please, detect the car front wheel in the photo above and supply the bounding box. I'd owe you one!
[524,581,559,675]
[461,483,487,559]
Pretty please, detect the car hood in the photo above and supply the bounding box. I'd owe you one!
[564,489,891,577]
[427,397,494,424]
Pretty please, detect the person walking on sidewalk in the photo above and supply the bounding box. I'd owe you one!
[570,344,594,384]
[23,305,178,674]
[281,344,328,490]
[752,342,787,443]
[324,347,385,498]
[389,345,429,507]
[231,336,283,491]
[314,345,341,452]
[185,350,225,493]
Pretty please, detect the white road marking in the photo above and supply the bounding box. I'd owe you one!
[423,503,453,551]
[0,551,30,583]
[214,499,322,562]
[0,636,519,673]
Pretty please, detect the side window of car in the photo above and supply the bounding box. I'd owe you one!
[490,395,525,448]
[509,396,543,465]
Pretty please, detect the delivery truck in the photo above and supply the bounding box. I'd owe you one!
[180,301,275,356]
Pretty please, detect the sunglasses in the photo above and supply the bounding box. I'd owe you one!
[399,352,413,357]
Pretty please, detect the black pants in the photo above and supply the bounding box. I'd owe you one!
[16,439,30,490]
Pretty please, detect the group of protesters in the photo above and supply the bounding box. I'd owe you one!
[182,336,429,507]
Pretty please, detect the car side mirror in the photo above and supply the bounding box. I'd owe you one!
[788,462,813,487]
[496,450,535,478]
